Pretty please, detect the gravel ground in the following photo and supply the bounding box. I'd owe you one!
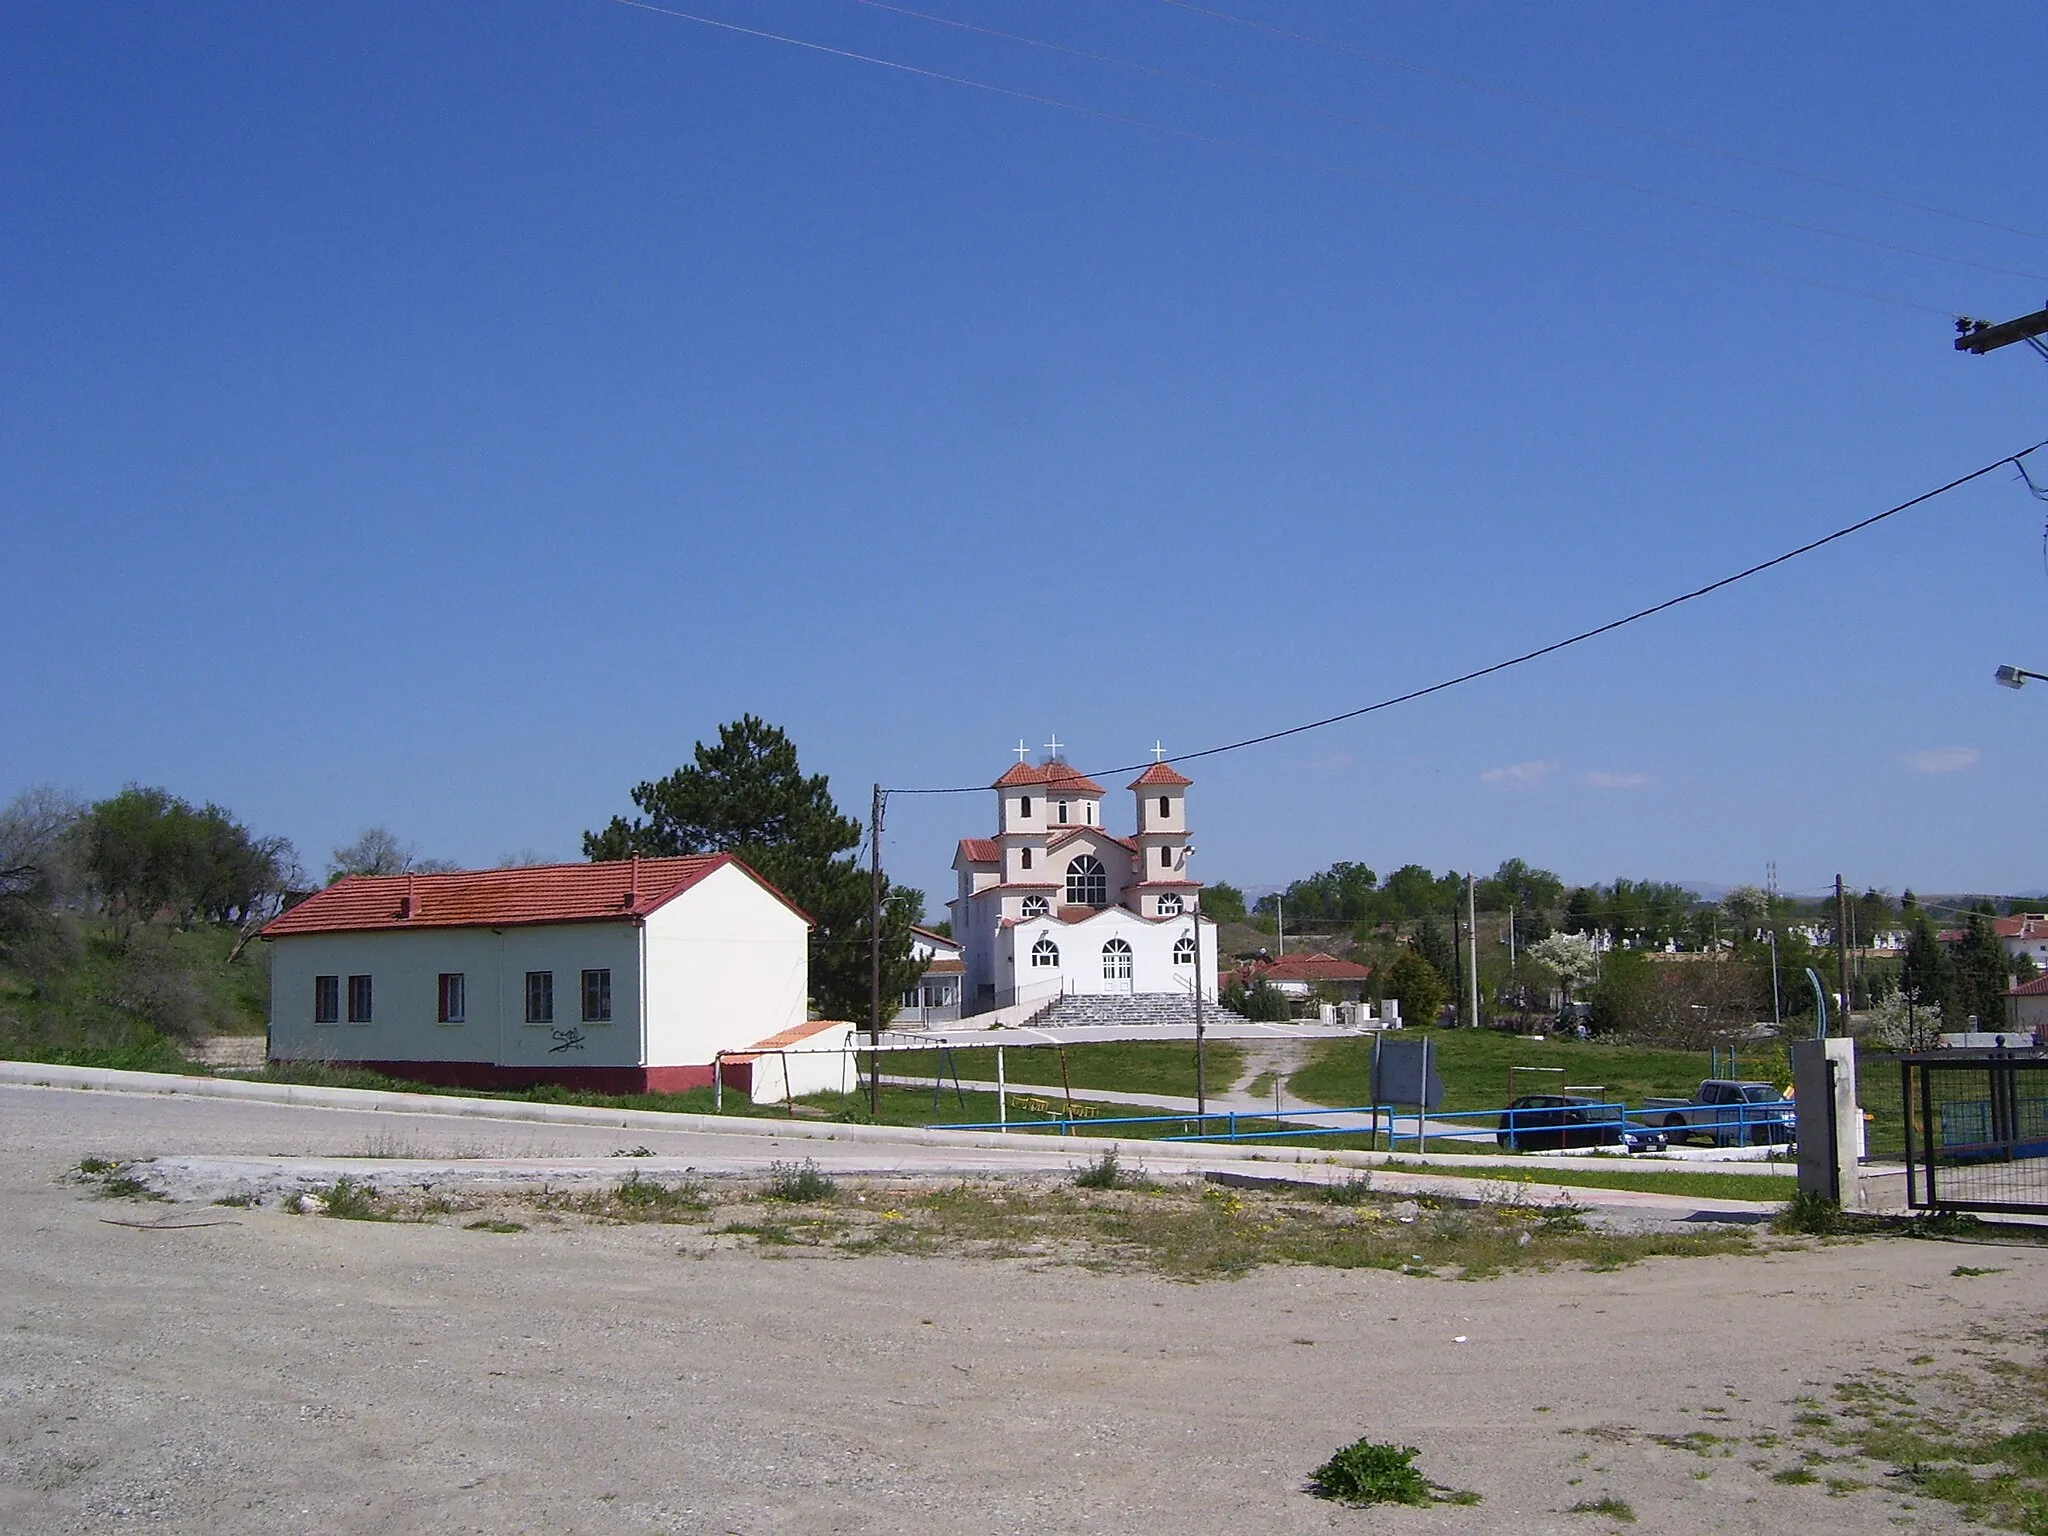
[2,1083,2043,1535]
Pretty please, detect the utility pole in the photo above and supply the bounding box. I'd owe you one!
[868,784,884,1118]
[1192,911,1206,1116]
[1275,894,1285,957]
[1835,873,1850,1031]
[1466,873,1480,1029]
[1955,304,2048,360]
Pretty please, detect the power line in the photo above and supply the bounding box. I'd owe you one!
[605,0,1957,318]
[1157,0,2048,244]
[854,0,2048,285]
[885,437,2048,795]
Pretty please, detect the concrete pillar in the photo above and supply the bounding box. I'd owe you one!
[1792,1037,1860,1206]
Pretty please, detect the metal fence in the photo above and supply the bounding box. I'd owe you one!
[1899,1051,2048,1216]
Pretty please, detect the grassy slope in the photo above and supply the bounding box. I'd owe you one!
[1291,1028,1790,1114]
[0,917,267,1064]
[937,1040,1246,1099]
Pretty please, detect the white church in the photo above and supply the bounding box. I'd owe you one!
[949,745,1218,1015]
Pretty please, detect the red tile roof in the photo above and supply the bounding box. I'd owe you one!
[261,855,811,937]
[1047,828,1137,854]
[1996,915,2048,940]
[728,1015,856,1062]
[993,763,1051,788]
[2006,975,2048,996]
[1128,762,1193,788]
[1256,951,1374,983]
[1044,766,1106,796]
[956,838,1001,863]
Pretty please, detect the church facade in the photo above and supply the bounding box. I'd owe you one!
[949,752,1218,1013]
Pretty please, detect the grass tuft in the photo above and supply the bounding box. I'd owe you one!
[763,1159,835,1203]
[1307,1439,1433,1507]
[1567,1494,1636,1521]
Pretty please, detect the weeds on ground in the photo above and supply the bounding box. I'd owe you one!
[1566,1494,1636,1521]
[1307,1438,1478,1507]
[1773,1190,1844,1235]
[1788,1344,2048,1534]
[1314,1173,1376,1205]
[73,1158,159,1200]
[763,1159,835,1202]
[1074,1148,1144,1190]
[465,1219,526,1234]
[532,1172,707,1224]
[286,1176,387,1220]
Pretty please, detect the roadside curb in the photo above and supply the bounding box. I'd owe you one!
[0,1058,1789,1184]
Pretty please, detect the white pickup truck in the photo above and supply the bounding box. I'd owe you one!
[1643,1079,1795,1147]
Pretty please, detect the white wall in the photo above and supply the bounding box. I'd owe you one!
[268,922,645,1068]
[996,908,1217,999]
[642,862,809,1066]
[743,1025,859,1104]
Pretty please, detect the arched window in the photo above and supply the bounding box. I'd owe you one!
[1030,936,1061,968]
[1021,894,1050,918]
[1066,854,1107,907]
[1172,933,1197,965]
[1156,892,1183,917]
[1101,938,1133,981]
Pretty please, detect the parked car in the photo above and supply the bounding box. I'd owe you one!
[1643,1080,1795,1147]
[1495,1094,1668,1153]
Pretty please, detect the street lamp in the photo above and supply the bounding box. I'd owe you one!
[1994,664,2048,690]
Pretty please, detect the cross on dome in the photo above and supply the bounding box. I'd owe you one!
[1013,739,1032,763]
[1151,741,1167,762]
[1043,733,1064,760]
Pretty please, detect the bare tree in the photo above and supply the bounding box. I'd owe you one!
[328,828,459,882]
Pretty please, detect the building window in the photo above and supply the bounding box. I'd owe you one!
[1066,854,1107,907]
[1019,796,1031,817]
[1057,801,1069,824]
[313,975,339,1024]
[1173,933,1197,965]
[581,968,612,1022]
[525,970,554,1024]
[1160,844,1173,867]
[1157,892,1183,917]
[1102,938,1133,981]
[438,973,466,1024]
[1021,847,1033,871]
[1021,894,1050,918]
[1031,935,1060,968]
[346,974,373,1023]
[1159,795,1170,818]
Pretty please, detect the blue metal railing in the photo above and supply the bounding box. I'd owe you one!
[928,1095,1796,1151]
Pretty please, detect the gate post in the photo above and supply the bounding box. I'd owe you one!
[1793,1037,1860,1206]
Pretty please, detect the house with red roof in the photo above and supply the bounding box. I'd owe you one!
[2004,973,2048,1043]
[261,854,812,1094]
[1245,950,1375,1002]
[947,748,1216,1013]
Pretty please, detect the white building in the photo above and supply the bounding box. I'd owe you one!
[897,925,965,1025]
[948,753,1218,1015]
[263,855,811,1094]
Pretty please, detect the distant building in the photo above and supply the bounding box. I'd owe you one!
[2003,974,2048,1042]
[1937,913,2048,969]
[948,752,1217,1014]
[1245,951,1374,1002]
[897,925,965,1026]
[262,856,811,1093]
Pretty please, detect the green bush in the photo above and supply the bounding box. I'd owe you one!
[764,1158,835,1202]
[1308,1439,1433,1507]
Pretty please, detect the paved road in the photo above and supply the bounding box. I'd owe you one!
[2,1081,2038,1536]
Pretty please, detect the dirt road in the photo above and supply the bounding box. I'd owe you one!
[1,1082,2040,1534]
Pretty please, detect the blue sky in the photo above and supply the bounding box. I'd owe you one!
[4,1,2046,905]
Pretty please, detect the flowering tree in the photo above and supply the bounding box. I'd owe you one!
[1525,931,1601,1004]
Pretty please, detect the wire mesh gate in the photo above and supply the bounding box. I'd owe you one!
[1900,1052,2048,1216]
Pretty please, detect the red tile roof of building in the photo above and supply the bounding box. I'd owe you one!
[1128,762,1193,788]
[957,838,1001,863]
[727,1015,856,1063]
[1043,766,1106,796]
[1995,914,2048,940]
[993,762,1052,788]
[1047,828,1137,854]
[262,855,810,937]
[1256,951,1375,983]
[910,924,962,951]
[2006,974,2048,996]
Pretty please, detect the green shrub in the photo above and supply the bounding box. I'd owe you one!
[613,1171,707,1213]
[1074,1147,1134,1190]
[1314,1173,1376,1205]
[1773,1189,1842,1235]
[1308,1439,1433,1507]
[1567,1495,1636,1521]
[764,1159,835,1202]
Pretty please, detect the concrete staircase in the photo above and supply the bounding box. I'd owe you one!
[1031,993,1257,1032]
